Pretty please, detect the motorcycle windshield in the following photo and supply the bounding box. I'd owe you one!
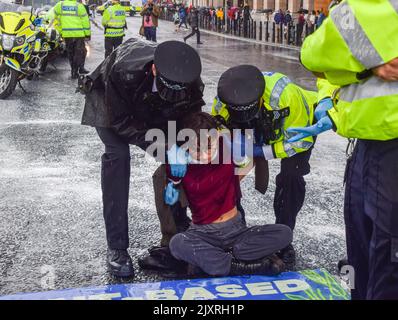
[0,12,32,35]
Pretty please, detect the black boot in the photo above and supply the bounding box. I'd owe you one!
[337,257,349,273]
[229,254,285,276]
[138,246,187,274]
[79,66,90,74]
[107,248,135,278]
[277,244,296,270]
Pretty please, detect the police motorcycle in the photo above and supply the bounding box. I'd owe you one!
[34,7,65,72]
[0,9,49,99]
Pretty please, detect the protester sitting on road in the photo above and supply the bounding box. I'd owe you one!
[166,112,293,277]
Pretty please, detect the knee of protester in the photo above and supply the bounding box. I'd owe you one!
[169,234,187,258]
[278,224,293,245]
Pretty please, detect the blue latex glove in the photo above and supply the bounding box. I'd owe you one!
[164,182,179,206]
[315,98,333,121]
[167,144,190,178]
[223,131,266,159]
[287,116,333,143]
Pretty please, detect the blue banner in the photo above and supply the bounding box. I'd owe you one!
[0,269,350,300]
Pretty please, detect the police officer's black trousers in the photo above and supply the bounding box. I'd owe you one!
[96,127,131,250]
[65,38,86,73]
[344,138,398,300]
[274,148,312,231]
[184,27,201,43]
[104,37,123,59]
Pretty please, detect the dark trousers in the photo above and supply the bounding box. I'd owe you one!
[243,19,249,37]
[170,214,292,276]
[64,38,86,72]
[344,138,398,300]
[96,127,130,249]
[179,18,188,28]
[273,149,312,231]
[104,37,123,58]
[184,27,201,43]
[144,27,157,42]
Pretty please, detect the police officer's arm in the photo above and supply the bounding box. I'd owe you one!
[78,3,91,37]
[300,13,364,86]
[111,115,153,151]
[102,7,110,27]
[272,90,314,159]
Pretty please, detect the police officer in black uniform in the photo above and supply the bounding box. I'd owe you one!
[80,39,205,277]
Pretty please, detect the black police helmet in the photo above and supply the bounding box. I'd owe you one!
[217,65,265,123]
[154,40,202,103]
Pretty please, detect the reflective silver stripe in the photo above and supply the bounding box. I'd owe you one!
[340,76,398,102]
[330,1,384,69]
[214,97,223,113]
[269,76,291,110]
[390,0,398,13]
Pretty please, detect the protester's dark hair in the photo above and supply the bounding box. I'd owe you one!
[182,112,219,138]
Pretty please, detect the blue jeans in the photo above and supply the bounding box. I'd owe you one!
[144,26,157,42]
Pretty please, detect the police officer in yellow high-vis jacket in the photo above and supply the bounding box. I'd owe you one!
[211,65,326,268]
[54,0,91,79]
[102,0,126,58]
[287,0,398,300]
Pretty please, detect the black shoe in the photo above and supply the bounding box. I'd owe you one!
[107,248,135,278]
[183,37,187,43]
[197,42,203,44]
[229,254,285,276]
[337,257,349,273]
[138,246,187,273]
[277,244,296,270]
[79,67,90,75]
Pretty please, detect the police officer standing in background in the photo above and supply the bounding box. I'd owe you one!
[212,65,329,268]
[287,0,398,299]
[80,40,205,277]
[54,0,91,79]
[102,0,126,58]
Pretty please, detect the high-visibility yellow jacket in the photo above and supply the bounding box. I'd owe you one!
[212,72,318,159]
[301,0,398,140]
[102,3,126,38]
[54,0,91,38]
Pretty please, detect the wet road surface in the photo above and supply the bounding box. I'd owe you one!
[0,16,348,295]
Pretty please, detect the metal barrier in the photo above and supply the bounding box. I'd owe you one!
[159,9,318,47]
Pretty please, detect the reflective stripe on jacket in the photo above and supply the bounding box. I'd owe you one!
[102,4,126,38]
[54,0,91,38]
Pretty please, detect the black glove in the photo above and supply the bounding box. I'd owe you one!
[76,75,93,94]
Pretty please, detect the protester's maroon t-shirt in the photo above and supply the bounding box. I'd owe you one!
[167,139,241,225]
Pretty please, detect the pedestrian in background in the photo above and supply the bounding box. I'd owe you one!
[54,0,91,79]
[178,4,188,29]
[242,1,251,38]
[183,6,203,44]
[173,10,180,32]
[307,10,316,35]
[296,11,305,45]
[140,0,160,42]
[102,0,126,58]
[316,9,325,28]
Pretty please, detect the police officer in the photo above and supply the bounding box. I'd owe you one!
[54,0,91,79]
[287,0,398,300]
[102,0,126,58]
[212,65,324,267]
[80,39,205,277]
